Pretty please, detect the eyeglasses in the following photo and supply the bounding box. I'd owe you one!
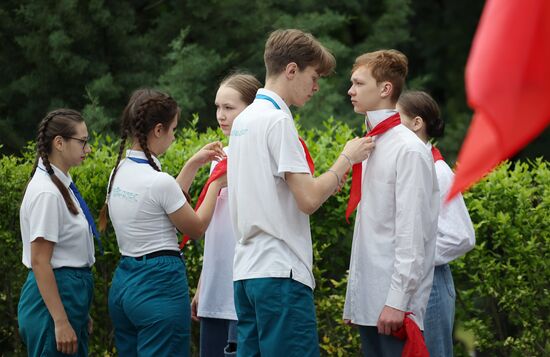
[63,136,89,150]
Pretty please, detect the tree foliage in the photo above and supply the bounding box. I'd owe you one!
[7,0,543,165]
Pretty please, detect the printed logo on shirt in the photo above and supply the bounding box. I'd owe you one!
[230,128,248,137]
[111,186,139,202]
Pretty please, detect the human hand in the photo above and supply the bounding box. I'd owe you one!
[191,294,200,322]
[342,137,375,165]
[343,319,356,326]
[191,141,226,167]
[377,305,405,335]
[54,318,78,354]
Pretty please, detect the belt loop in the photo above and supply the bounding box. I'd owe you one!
[143,255,147,263]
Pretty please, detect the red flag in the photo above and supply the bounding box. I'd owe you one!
[448,0,550,200]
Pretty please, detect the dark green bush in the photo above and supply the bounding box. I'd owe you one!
[0,121,548,356]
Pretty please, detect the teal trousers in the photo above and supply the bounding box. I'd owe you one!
[18,267,93,357]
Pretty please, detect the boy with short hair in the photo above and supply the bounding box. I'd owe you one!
[343,50,439,356]
[227,29,374,356]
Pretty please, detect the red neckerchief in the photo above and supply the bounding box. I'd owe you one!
[391,312,429,357]
[179,159,227,249]
[299,137,315,175]
[431,146,444,163]
[345,112,402,223]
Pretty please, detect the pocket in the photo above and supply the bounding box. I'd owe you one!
[442,265,456,298]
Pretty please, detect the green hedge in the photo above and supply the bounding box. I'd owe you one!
[0,119,548,356]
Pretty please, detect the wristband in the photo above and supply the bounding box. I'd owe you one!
[340,153,353,169]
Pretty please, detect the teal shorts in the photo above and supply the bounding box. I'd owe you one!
[234,277,320,357]
[18,267,93,357]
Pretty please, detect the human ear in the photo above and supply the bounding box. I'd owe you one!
[52,135,64,152]
[285,62,298,79]
[414,116,425,132]
[153,123,164,138]
[380,82,393,99]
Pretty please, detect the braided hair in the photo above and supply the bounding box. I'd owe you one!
[99,89,180,231]
[30,109,85,215]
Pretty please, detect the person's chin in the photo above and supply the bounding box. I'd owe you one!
[352,105,365,114]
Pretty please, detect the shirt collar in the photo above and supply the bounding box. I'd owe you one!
[126,149,162,170]
[426,141,433,150]
[256,88,293,118]
[37,158,73,188]
[365,109,398,131]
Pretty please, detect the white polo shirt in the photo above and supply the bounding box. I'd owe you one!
[108,150,186,257]
[343,110,439,330]
[227,88,315,289]
[20,159,96,269]
[198,147,238,320]
[429,143,475,265]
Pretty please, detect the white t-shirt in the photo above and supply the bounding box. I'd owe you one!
[20,159,96,268]
[108,150,186,256]
[430,143,475,265]
[343,110,439,330]
[227,88,315,289]
[198,148,237,320]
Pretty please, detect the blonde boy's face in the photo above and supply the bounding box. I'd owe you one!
[289,65,320,107]
[348,65,386,114]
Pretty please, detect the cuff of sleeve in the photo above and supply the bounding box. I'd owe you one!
[385,287,411,311]
[166,198,186,215]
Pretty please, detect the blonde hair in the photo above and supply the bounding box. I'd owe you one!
[352,49,408,102]
[220,72,261,105]
[264,29,336,78]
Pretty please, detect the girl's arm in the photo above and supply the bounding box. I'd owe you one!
[175,142,225,193]
[31,238,78,355]
[169,174,227,239]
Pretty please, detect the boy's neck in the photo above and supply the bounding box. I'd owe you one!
[265,76,292,107]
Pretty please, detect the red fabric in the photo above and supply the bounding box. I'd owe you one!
[179,159,227,249]
[431,146,444,163]
[448,0,550,201]
[299,137,315,175]
[345,113,402,223]
[180,137,314,249]
[391,313,429,357]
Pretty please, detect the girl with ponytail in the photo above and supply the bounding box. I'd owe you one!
[103,88,226,356]
[18,109,99,356]
[190,73,261,357]
[397,91,475,357]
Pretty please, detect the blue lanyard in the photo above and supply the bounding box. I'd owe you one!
[256,94,281,110]
[128,157,150,164]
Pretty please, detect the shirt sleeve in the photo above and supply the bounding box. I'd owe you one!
[151,173,187,214]
[386,149,438,311]
[434,161,476,265]
[28,192,63,243]
[266,116,311,179]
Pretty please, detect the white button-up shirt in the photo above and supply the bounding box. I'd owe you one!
[429,143,475,265]
[343,110,439,330]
